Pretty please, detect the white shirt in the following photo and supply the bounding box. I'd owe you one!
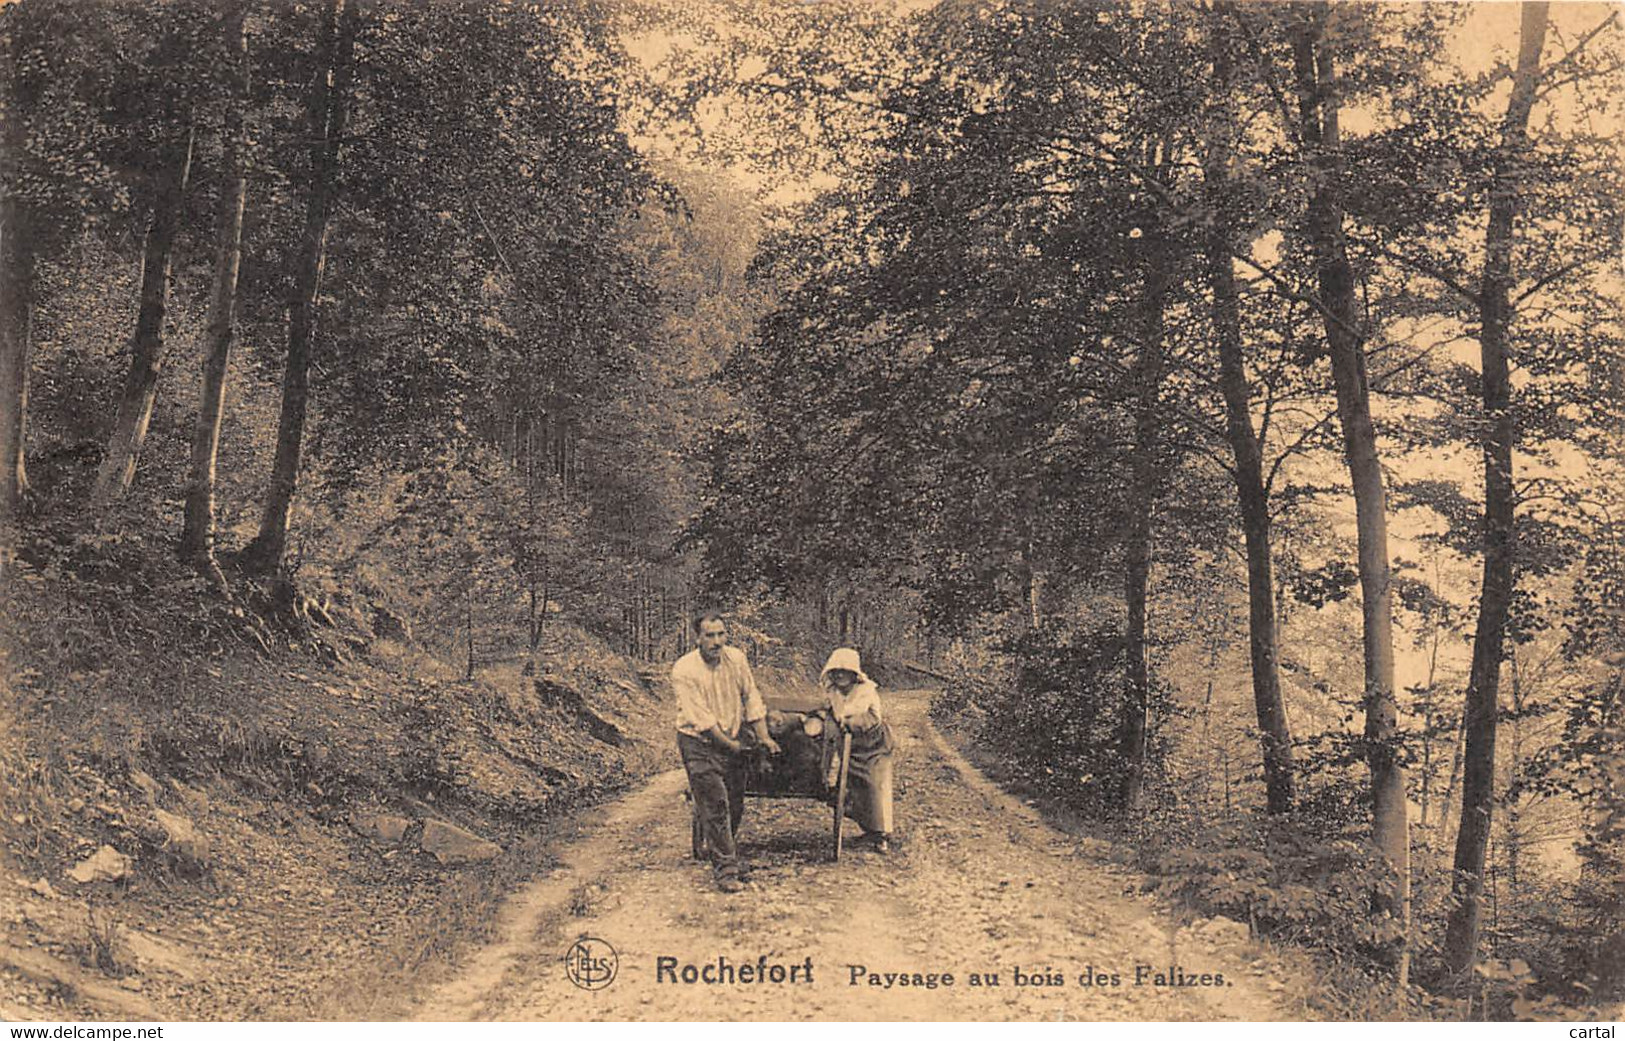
[672,645,766,739]
[828,680,884,729]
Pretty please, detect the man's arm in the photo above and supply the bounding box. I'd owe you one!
[706,723,743,754]
[749,716,779,755]
[734,651,780,755]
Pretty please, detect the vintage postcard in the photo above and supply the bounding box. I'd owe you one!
[0,0,1620,1025]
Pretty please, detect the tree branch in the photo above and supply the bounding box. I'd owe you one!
[1378,247,1481,308]
[1264,406,1338,495]
[1534,10,1622,101]
[1514,249,1614,306]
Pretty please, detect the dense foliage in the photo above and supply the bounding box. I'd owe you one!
[2,0,1620,1017]
[0,0,760,670]
[675,0,1624,1008]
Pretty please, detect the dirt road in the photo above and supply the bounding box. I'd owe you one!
[413,689,1302,1022]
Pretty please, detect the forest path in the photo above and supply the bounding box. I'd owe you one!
[412,690,1302,1021]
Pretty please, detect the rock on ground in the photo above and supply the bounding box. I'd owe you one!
[419,820,500,865]
[66,845,131,885]
[351,813,413,846]
[149,809,209,868]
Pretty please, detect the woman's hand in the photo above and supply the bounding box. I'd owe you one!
[850,709,881,732]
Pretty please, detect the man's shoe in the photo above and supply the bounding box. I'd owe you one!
[716,876,745,894]
[873,837,891,854]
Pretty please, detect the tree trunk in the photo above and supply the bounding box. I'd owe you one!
[1013,495,1042,632]
[523,579,537,676]
[1503,649,1525,889]
[0,189,33,550]
[1118,220,1171,814]
[521,419,539,675]
[1204,10,1295,814]
[1020,532,1044,632]
[180,0,250,586]
[1292,7,1409,981]
[1,17,45,571]
[1119,522,1152,813]
[527,578,539,653]
[241,0,359,576]
[1444,3,1547,976]
[1420,710,1433,829]
[465,585,475,680]
[93,121,196,502]
[642,576,650,660]
[1439,707,1469,837]
[536,569,549,649]
[1418,597,1444,827]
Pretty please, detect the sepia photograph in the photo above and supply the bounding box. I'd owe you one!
[0,0,1621,1025]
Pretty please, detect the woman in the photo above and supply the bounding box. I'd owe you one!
[820,647,896,853]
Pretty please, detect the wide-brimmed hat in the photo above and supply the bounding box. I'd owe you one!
[820,647,869,687]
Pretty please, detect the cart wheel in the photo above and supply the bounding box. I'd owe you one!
[832,730,852,862]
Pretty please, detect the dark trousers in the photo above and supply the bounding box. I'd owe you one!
[678,732,747,878]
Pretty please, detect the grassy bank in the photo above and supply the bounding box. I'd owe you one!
[0,539,672,1020]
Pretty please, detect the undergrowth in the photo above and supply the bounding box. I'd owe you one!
[0,510,667,1019]
[929,639,1618,1022]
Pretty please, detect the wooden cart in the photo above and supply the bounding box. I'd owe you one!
[689,694,855,862]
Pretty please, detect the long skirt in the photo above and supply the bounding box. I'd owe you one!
[843,723,895,835]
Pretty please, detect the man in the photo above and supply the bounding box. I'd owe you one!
[673,610,781,892]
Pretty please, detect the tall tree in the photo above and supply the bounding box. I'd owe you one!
[91,113,194,502]
[1442,0,1550,978]
[1290,2,1409,980]
[88,4,216,504]
[240,0,359,578]
[1,0,134,544]
[179,0,251,585]
[0,130,32,552]
[1201,5,1295,814]
[1119,212,1173,813]
[0,12,39,552]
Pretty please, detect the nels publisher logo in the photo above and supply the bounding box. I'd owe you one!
[564,936,619,991]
